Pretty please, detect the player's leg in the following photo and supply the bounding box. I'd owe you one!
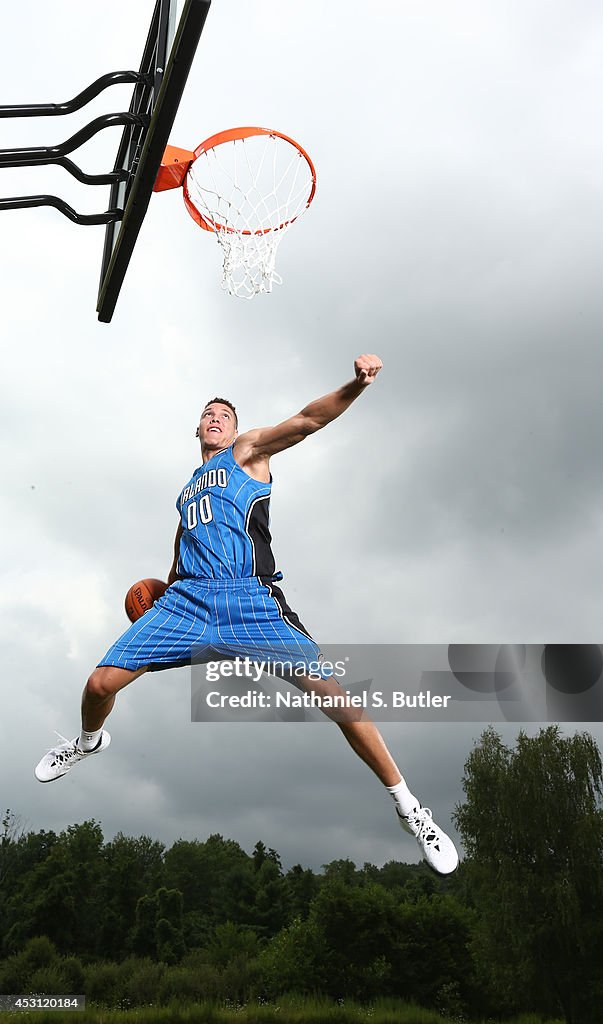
[35,580,213,784]
[227,580,459,875]
[294,670,459,875]
[82,665,147,734]
[34,665,146,784]
[288,670,402,784]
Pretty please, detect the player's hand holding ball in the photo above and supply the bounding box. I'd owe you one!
[354,353,383,387]
[125,579,168,622]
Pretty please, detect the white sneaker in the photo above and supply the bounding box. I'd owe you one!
[397,805,459,875]
[34,732,111,783]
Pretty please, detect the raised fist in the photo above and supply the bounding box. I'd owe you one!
[354,353,383,387]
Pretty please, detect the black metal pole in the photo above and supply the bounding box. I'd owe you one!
[154,0,176,95]
[50,157,128,186]
[0,72,148,118]
[0,113,148,168]
[0,195,122,225]
[97,0,211,322]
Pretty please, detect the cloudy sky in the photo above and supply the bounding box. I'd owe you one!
[2,0,603,870]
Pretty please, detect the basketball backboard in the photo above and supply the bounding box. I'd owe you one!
[96,0,211,322]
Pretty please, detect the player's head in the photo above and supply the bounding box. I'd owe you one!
[196,397,238,454]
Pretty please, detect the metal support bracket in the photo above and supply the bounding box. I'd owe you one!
[0,112,149,169]
[0,195,122,225]
[0,71,149,118]
[0,112,148,224]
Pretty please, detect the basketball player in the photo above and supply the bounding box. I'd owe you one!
[35,354,458,875]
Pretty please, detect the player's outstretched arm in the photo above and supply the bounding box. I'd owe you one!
[236,354,383,460]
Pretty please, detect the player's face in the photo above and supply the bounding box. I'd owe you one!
[196,403,238,451]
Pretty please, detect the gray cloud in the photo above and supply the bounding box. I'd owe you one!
[2,0,603,871]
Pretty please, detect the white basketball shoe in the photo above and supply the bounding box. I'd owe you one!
[397,805,459,875]
[34,732,111,783]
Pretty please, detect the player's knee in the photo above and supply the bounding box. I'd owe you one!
[307,677,364,725]
[86,668,116,701]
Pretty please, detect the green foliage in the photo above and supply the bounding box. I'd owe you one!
[156,887,186,963]
[252,841,281,872]
[257,878,473,1011]
[99,832,165,958]
[19,935,58,971]
[285,863,319,919]
[83,961,124,1007]
[164,834,260,940]
[0,936,59,991]
[2,781,597,1023]
[131,888,186,963]
[180,951,225,999]
[156,965,209,1004]
[156,917,185,966]
[0,998,532,1024]
[308,879,400,999]
[28,964,71,993]
[2,822,105,956]
[59,955,85,992]
[132,893,159,957]
[252,855,289,938]
[205,922,260,967]
[321,858,359,885]
[0,809,25,897]
[392,894,475,1009]
[122,956,167,1006]
[6,950,86,1000]
[257,915,326,998]
[454,725,603,1024]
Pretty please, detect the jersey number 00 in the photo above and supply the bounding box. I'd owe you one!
[187,495,214,529]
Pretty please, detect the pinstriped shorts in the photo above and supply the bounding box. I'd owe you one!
[97,576,331,678]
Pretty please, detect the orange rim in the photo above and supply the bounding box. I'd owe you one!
[182,126,317,235]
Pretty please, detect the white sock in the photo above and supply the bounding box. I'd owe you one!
[78,728,103,752]
[386,777,420,817]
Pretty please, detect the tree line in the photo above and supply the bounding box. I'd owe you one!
[1,726,602,1024]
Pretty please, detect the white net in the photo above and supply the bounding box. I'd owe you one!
[185,131,315,298]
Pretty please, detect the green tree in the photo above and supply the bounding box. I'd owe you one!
[0,936,59,991]
[2,822,104,956]
[257,914,326,997]
[285,863,319,919]
[306,878,400,999]
[164,834,255,932]
[205,921,259,967]
[391,894,475,1011]
[0,810,24,885]
[99,832,165,957]
[454,725,603,1024]
[376,860,439,900]
[156,917,184,965]
[0,826,58,954]
[156,887,186,963]
[132,893,158,957]
[321,858,359,886]
[251,843,289,938]
[131,887,186,962]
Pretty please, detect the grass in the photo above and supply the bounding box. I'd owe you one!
[0,997,565,1024]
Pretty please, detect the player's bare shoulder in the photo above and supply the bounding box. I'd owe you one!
[232,431,271,482]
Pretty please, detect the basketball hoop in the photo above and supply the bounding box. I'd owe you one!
[160,127,316,298]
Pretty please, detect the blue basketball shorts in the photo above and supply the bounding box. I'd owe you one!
[97,576,331,678]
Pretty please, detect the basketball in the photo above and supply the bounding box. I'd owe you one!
[125,579,168,622]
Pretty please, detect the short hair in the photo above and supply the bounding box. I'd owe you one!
[203,397,238,428]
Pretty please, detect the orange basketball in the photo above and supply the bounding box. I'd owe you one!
[125,578,168,622]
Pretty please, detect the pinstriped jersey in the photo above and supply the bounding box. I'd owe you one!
[176,445,276,580]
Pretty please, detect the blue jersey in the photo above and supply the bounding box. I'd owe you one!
[175,445,276,580]
[98,444,330,676]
